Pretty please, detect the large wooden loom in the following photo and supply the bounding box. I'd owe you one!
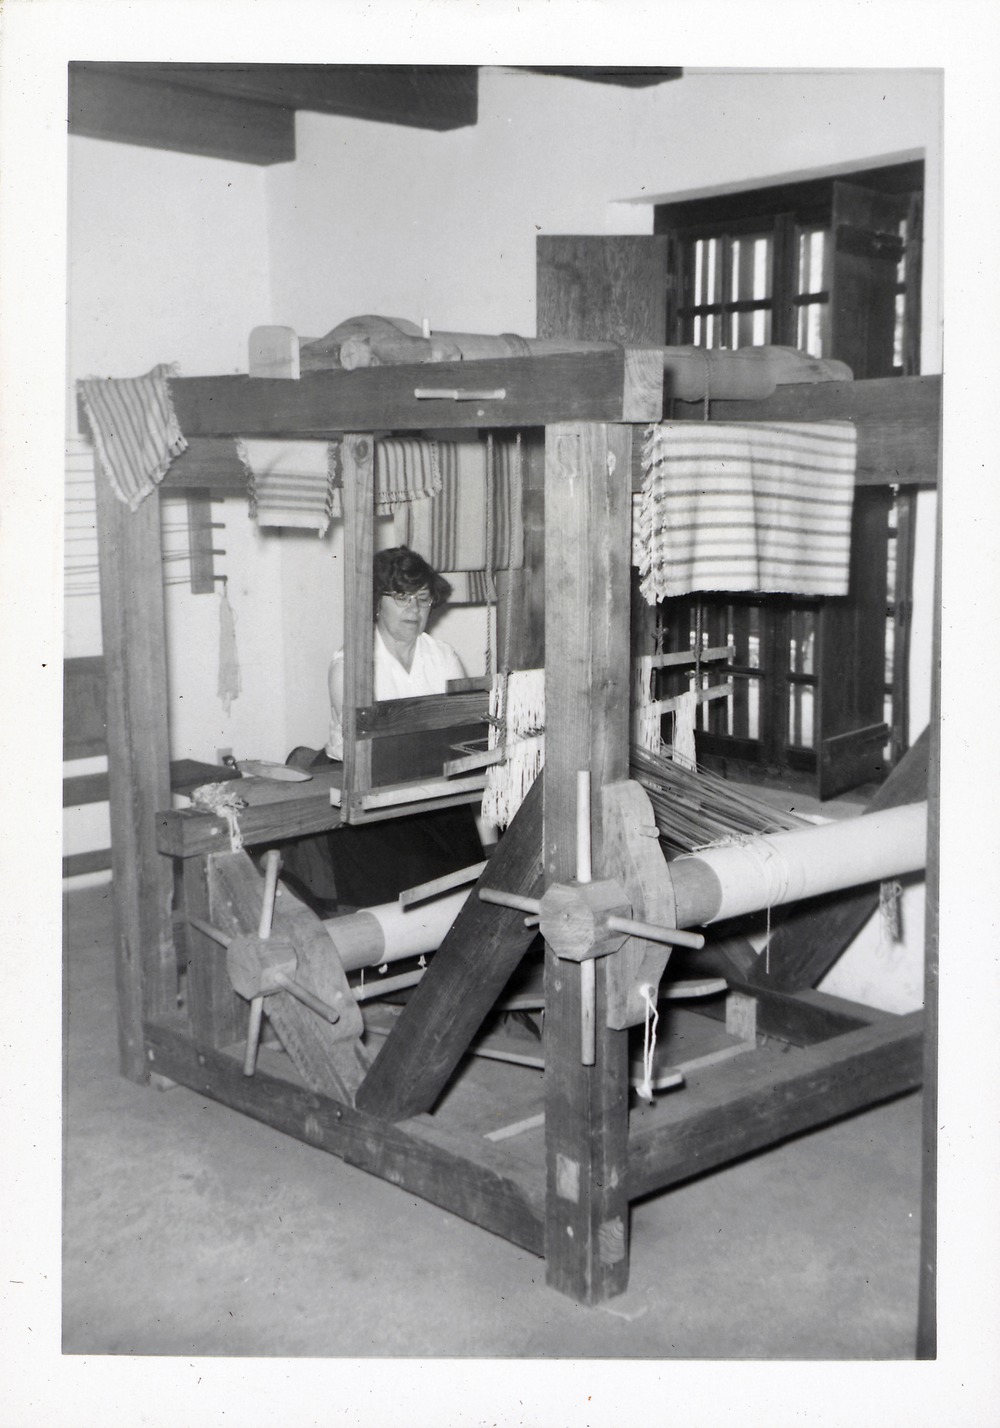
[91,346,940,1307]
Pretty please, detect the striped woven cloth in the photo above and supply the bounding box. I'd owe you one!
[78,364,187,511]
[237,436,444,534]
[636,421,858,602]
[237,439,340,535]
[393,436,523,601]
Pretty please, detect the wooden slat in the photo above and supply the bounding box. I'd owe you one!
[94,481,175,1081]
[353,774,545,1120]
[627,1011,923,1200]
[167,350,665,437]
[62,848,112,878]
[629,376,941,488]
[63,771,110,807]
[143,1019,545,1255]
[542,422,633,1304]
[354,690,488,736]
[64,757,237,808]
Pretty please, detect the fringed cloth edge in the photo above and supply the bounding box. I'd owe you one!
[636,420,858,603]
[78,364,187,512]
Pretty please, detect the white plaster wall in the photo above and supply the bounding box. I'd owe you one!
[67,135,288,768]
[66,136,281,875]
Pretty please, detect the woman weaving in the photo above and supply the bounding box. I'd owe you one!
[277,546,484,914]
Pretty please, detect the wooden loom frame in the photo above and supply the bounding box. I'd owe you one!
[90,348,941,1307]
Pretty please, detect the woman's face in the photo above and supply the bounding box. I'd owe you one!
[377,587,433,645]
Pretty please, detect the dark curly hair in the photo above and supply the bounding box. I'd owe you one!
[373,546,452,610]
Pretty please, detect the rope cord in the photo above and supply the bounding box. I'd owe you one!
[637,984,659,1103]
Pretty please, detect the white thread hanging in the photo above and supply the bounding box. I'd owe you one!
[481,667,545,827]
[672,690,699,770]
[632,654,663,753]
[218,582,241,715]
[637,984,659,1103]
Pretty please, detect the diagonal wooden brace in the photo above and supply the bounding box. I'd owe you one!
[353,772,545,1121]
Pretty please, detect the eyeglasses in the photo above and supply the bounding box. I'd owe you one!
[385,590,433,608]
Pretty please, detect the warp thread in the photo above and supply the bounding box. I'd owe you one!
[481,667,545,828]
[672,690,699,771]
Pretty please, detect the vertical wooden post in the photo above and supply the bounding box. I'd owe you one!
[340,434,375,822]
[542,421,633,1304]
[94,478,175,1082]
[916,457,941,1359]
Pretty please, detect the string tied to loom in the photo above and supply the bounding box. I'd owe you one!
[191,782,247,853]
[637,983,659,1104]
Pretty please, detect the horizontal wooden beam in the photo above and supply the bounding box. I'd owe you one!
[160,438,246,494]
[690,983,873,1047]
[63,848,112,879]
[155,376,938,499]
[85,63,479,132]
[69,64,296,166]
[65,758,237,809]
[355,691,488,738]
[157,795,340,859]
[633,375,940,488]
[144,1019,544,1254]
[627,1010,922,1200]
[167,350,664,438]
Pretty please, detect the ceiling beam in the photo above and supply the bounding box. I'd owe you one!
[522,67,682,87]
[69,64,296,166]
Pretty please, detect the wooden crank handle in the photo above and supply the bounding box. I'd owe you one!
[258,849,282,939]
[243,996,265,1077]
[272,972,340,1025]
[605,915,705,951]
[478,887,542,915]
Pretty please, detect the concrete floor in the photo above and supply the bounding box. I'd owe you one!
[63,882,924,1361]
